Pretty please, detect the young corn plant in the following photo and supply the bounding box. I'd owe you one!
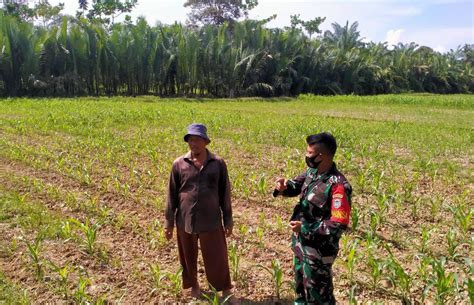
[23,233,44,278]
[466,259,474,304]
[376,192,389,224]
[273,214,285,233]
[415,157,434,179]
[233,170,253,198]
[255,226,265,248]
[228,241,240,283]
[65,192,79,211]
[3,238,18,258]
[468,278,474,305]
[114,212,126,230]
[60,220,73,241]
[95,294,109,305]
[446,229,460,260]
[356,169,368,194]
[424,257,459,304]
[350,205,360,232]
[238,223,248,241]
[257,259,289,300]
[257,174,268,196]
[149,263,167,293]
[419,226,433,254]
[348,284,358,305]
[152,197,165,210]
[428,196,443,222]
[339,234,350,257]
[416,255,432,286]
[202,284,233,305]
[368,210,380,239]
[146,220,167,250]
[78,166,92,187]
[402,181,415,206]
[448,201,473,238]
[386,256,412,303]
[73,275,91,304]
[167,268,183,297]
[390,227,406,249]
[129,216,143,235]
[427,162,440,185]
[411,197,422,221]
[345,239,359,284]
[370,169,384,195]
[82,195,100,216]
[70,218,101,255]
[367,254,386,290]
[48,260,71,299]
[258,212,267,229]
[98,205,113,224]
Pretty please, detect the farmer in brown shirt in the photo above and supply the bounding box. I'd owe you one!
[165,123,234,300]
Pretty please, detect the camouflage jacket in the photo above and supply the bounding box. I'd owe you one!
[283,162,352,247]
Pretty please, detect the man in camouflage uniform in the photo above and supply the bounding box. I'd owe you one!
[274,132,352,305]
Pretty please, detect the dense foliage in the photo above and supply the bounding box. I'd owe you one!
[0,12,472,97]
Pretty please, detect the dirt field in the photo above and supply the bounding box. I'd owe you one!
[0,95,472,304]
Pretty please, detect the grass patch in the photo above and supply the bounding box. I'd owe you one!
[0,272,30,304]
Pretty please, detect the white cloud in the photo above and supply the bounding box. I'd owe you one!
[389,27,473,53]
[433,45,448,53]
[385,29,405,47]
[388,6,422,17]
[432,0,468,4]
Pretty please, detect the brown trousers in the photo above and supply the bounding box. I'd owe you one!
[177,226,232,291]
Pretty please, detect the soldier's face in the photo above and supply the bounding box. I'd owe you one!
[306,145,322,159]
[306,144,323,168]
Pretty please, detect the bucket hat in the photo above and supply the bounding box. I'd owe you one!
[184,123,210,143]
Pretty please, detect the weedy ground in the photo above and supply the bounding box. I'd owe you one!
[0,94,472,304]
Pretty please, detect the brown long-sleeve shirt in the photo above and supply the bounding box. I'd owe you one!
[165,150,233,234]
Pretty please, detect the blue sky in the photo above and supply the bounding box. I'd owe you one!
[54,0,473,53]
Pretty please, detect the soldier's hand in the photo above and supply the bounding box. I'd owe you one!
[289,221,302,233]
[275,178,287,192]
[165,227,173,240]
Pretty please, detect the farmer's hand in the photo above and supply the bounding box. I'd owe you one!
[289,221,302,233]
[225,225,233,237]
[165,227,173,240]
[275,178,287,192]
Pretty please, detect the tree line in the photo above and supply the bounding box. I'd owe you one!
[0,8,472,97]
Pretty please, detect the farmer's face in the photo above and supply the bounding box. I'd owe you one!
[187,135,208,155]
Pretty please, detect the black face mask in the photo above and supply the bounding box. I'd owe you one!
[305,155,322,169]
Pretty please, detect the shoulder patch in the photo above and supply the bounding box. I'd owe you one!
[330,183,350,225]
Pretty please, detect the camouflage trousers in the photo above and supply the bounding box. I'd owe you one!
[292,234,338,305]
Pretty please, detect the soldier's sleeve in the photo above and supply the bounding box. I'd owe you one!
[300,181,352,238]
[164,161,180,229]
[281,172,307,197]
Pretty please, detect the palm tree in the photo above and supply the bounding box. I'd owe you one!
[0,13,472,97]
[0,11,36,96]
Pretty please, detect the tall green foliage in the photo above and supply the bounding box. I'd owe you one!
[0,14,472,97]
